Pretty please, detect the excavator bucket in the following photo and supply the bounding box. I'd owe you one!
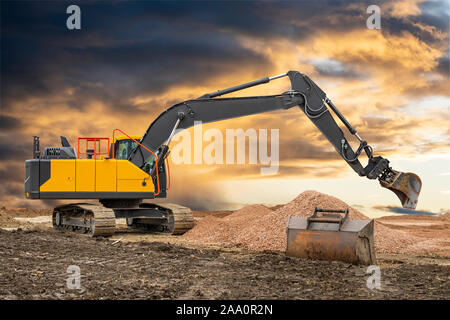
[379,170,422,209]
[286,208,376,265]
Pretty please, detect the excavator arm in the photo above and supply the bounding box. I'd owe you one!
[129,71,421,209]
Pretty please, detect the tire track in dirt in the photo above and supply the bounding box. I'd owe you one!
[0,229,448,300]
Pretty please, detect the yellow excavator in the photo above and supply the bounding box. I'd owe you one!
[24,71,422,264]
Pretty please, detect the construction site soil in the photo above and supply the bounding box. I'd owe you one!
[0,191,449,300]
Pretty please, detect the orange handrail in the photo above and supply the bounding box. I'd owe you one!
[77,137,109,159]
[166,158,170,190]
[112,129,161,196]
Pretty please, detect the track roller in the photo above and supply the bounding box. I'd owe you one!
[53,203,116,237]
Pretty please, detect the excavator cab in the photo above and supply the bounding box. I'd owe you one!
[111,136,141,159]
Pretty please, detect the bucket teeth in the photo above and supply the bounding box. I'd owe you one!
[379,170,422,209]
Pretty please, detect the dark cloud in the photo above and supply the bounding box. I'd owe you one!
[436,55,449,77]
[1,1,274,114]
[128,1,362,41]
[280,137,339,161]
[419,0,450,32]
[0,181,23,198]
[373,205,438,216]
[0,163,25,206]
[311,59,363,79]
[382,14,448,46]
[0,115,21,131]
[0,141,29,161]
[0,163,23,181]
[5,0,447,113]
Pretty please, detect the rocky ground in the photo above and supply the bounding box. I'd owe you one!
[0,204,448,300]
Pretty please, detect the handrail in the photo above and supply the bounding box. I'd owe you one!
[112,129,160,196]
[77,137,109,159]
[165,158,170,190]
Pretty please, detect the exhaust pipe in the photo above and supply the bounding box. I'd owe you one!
[33,136,40,159]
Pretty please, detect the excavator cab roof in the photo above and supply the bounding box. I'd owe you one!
[112,135,142,160]
[113,135,142,143]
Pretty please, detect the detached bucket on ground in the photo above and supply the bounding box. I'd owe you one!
[286,208,376,265]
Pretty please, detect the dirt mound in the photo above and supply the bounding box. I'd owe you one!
[0,207,51,217]
[184,204,273,243]
[440,212,450,220]
[271,190,369,220]
[373,222,419,254]
[230,190,369,251]
[184,190,423,254]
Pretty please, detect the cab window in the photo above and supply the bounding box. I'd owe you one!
[114,139,138,160]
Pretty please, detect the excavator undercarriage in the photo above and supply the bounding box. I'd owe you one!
[52,201,194,237]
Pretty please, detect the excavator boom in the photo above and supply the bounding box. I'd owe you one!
[129,71,422,209]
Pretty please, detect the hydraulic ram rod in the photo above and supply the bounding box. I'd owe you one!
[199,73,288,99]
[324,98,357,135]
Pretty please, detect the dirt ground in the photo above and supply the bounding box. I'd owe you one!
[377,214,450,257]
[0,207,449,300]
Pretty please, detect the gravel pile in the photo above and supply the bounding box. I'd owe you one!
[184,204,273,244]
[183,190,420,253]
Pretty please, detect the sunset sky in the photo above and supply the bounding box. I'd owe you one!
[1,0,449,217]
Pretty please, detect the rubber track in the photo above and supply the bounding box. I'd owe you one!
[148,203,195,235]
[53,203,116,237]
